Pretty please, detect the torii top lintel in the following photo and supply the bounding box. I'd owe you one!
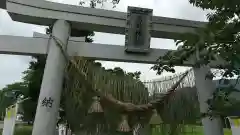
[2,0,207,40]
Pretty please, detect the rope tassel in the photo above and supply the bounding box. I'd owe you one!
[88,96,104,113]
[117,114,131,132]
[149,109,163,125]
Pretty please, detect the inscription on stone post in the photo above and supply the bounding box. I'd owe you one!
[41,97,54,108]
[125,6,153,53]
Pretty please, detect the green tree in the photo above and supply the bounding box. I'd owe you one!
[151,0,240,121]
[153,0,240,77]
[20,55,46,122]
[0,82,27,120]
[1,82,27,98]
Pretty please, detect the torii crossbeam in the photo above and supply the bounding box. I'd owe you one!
[0,33,224,66]
[2,0,206,39]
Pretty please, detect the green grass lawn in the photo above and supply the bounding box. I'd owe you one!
[152,125,232,135]
[0,125,32,135]
[13,125,32,135]
[0,125,233,135]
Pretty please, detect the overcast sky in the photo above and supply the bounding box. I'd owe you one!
[0,0,208,89]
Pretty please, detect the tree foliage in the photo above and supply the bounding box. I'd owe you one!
[151,0,240,120]
[0,82,27,120]
[153,0,240,78]
[20,56,46,122]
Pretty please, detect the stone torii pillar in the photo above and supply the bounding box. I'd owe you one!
[194,66,224,135]
[32,20,71,135]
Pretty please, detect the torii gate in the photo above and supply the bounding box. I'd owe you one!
[0,1,225,135]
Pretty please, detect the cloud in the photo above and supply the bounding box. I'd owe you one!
[0,9,45,89]
[153,0,208,21]
[0,54,30,89]
[0,0,208,89]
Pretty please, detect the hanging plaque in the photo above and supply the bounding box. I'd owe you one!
[125,6,153,53]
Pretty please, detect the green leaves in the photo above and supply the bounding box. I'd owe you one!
[153,0,240,80]
[151,1,240,126]
[189,0,240,11]
[206,86,240,117]
[0,82,28,119]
